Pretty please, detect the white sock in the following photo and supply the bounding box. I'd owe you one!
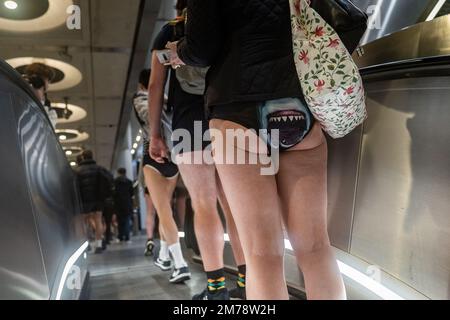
[96,239,102,248]
[159,240,170,261]
[168,242,187,269]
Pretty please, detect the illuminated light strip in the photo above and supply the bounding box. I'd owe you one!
[55,241,89,300]
[179,232,405,300]
[336,261,403,300]
[426,0,446,21]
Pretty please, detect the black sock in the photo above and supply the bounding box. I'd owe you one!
[206,269,226,293]
[237,265,246,288]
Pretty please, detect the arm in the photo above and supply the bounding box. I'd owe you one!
[148,50,170,163]
[177,0,223,67]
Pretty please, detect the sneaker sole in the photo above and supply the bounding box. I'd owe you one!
[155,262,172,271]
[169,273,191,283]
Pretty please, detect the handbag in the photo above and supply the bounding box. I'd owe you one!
[309,0,368,54]
[289,0,367,138]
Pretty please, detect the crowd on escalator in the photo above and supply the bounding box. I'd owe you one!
[123,0,366,300]
[22,0,367,300]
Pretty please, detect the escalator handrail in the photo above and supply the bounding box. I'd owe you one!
[0,59,52,125]
[359,54,450,77]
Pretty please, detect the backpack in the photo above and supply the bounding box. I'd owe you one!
[171,12,209,96]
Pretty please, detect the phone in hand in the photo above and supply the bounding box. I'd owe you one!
[156,49,171,65]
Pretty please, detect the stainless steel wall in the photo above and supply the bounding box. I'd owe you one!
[353,0,434,44]
[0,61,87,300]
[350,76,450,300]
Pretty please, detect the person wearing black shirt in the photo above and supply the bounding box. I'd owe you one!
[148,1,246,300]
[170,0,346,300]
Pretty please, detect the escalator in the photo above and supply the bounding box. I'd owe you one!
[218,14,450,300]
[0,60,88,299]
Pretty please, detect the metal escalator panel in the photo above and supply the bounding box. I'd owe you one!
[351,76,450,300]
[354,14,450,72]
[344,15,450,299]
[353,0,438,45]
[0,60,87,300]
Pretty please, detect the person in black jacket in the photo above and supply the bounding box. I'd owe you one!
[169,0,346,300]
[113,168,134,242]
[148,0,247,299]
[76,150,113,254]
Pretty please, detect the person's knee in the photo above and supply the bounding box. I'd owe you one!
[295,238,332,266]
[190,193,217,216]
[246,252,284,270]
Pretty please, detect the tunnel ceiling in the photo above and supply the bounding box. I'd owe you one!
[0,0,144,168]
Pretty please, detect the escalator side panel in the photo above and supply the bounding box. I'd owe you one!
[350,77,450,299]
[327,126,364,252]
[11,92,85,297]
[0,84,50,299]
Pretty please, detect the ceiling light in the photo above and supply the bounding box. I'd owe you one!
[133,143,138,149]
[136,135,141,142]
[4,1,18,10]
[59,135,67,141]
[131,149,136,155]
[70,162,76,167]
[65,150,73,156]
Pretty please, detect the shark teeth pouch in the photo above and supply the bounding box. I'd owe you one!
[258,97,314,151]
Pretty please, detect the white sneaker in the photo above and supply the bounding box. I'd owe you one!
[169,266,191,283]
[155,258,173,271]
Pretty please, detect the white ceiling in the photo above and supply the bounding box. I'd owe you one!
[0,0,143,167]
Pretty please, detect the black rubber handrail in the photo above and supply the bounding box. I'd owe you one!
[0,58,52,124]
[359,55,450,76]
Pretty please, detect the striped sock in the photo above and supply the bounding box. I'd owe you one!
[237,265,246,288]
[206,269,226,293]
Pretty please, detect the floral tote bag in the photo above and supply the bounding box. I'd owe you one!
[289,0,367,138]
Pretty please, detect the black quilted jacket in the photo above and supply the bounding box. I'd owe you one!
[177,0,302,107]
[75,159,113,206]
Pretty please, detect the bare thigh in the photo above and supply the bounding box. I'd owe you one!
[276,132,330,256]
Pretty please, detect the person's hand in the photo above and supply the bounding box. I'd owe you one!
[166,41,185,69]
[149,135,169,164]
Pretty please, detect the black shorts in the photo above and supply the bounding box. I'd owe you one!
[209,97,315,151]
[81,202,104,214]
[143,140,179,179]
[172,102,211,153]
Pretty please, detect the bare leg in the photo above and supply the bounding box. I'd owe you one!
[143,167,179,245]
[277,126,346,300]
[210,119,288,300]
[145,193,156,239]
[177,153,224,272]
[93,211,103,242]
[216,173,245,267]
[175,191,187,229]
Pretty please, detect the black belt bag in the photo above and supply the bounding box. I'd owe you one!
[310,0,368,54]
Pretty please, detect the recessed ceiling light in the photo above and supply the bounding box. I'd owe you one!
[59,135,67,141]
[65,150,73,156]
[4,1,18,10]
[133,143,138,149]
[131,149,136,155]
[70,162,76,167]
